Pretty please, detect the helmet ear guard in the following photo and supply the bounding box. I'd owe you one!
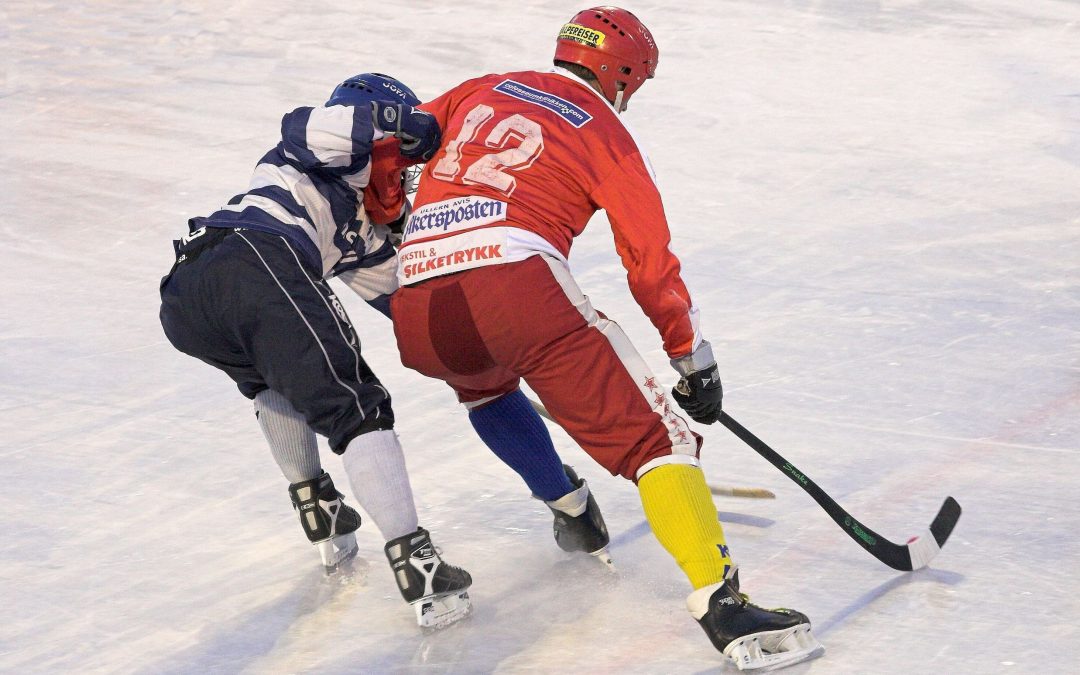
[553,7,658,110]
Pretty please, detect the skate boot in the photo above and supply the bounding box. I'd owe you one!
[687,567,823,671]
[288,471,361,570]
[384,527,473,629]
[545,464,613,568]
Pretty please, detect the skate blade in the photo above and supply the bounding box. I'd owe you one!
[317,532,359,571]
[413,590,472,630]
[590,546,616,572]
[723,623,823,671]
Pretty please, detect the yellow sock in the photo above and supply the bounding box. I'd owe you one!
[638,463,733,589]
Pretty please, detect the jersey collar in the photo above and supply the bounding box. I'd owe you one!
[547,66,621,115]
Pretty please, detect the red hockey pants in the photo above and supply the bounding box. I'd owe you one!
[391,254,700,481]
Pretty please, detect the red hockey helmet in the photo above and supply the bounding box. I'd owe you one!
[554,7,658,110]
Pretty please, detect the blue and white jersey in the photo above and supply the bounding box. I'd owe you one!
[196,104,400,304]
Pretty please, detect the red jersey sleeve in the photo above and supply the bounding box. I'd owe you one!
[363,138,410,225]
[365,81,477,224]
[591,153,699,359]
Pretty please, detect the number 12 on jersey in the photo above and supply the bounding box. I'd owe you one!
[431,104,544,196]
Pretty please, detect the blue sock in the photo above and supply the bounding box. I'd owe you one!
[468,390,575,501]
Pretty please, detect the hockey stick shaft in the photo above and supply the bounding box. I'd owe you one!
[527,397,775,500]
[718,411,961,571]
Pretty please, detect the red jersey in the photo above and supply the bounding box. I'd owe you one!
[400,68,701,359]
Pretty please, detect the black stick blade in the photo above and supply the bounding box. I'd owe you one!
[931,496,962,547]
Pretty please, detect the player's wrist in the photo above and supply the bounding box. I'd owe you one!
[671,340,715,377]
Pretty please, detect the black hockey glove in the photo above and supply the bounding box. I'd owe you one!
[371,101,441,161]
[670,341,723,425]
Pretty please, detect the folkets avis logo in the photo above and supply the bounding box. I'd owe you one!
[402,195,507,242]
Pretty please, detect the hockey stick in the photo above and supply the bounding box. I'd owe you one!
[717,411,961,571]
[527,397,776,500]
[709,484,776,499]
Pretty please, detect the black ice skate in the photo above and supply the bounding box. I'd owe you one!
[288,471,361,570]
[545,464,614,569]
[384,527,473,629]
[687,568,823,671]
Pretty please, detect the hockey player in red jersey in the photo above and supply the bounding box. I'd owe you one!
[390,7,822,670]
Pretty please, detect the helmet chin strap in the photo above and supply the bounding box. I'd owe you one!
[613,89,626,114]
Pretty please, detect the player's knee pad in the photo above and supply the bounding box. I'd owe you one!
[332,407,395,454]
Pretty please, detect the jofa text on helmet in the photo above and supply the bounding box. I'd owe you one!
[383,81,411,101]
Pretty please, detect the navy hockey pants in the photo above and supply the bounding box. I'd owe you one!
[159,226,393,453]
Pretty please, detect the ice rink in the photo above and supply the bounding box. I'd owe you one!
[2,1,1078,672]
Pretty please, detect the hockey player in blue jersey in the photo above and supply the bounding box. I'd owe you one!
[158,73,473,629]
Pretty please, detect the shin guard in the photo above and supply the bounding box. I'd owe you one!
[638,463,733,589]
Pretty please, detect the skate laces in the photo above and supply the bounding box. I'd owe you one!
[742,593,798,614]
[426,545,454,567]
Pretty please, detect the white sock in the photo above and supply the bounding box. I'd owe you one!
[254,389,321,484]
[341,430,419,542]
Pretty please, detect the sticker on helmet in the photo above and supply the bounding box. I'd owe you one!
[558,23,606,48]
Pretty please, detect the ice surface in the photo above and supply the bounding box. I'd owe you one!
[2,1,1078,673]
